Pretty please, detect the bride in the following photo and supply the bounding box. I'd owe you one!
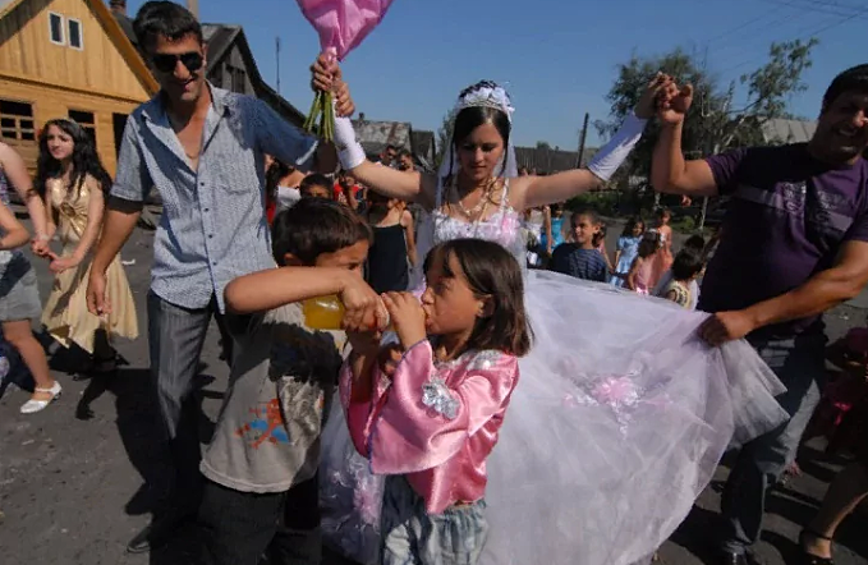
[313,59,788,565]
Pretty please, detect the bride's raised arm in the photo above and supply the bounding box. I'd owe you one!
[312,56,439,209]
[336,142,439,209]
[511,74,670,211]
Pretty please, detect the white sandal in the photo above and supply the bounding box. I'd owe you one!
[20,381,62,414]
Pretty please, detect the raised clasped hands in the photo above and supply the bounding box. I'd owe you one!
[656,77,694,126]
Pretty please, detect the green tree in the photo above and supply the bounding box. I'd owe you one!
[597,39,818,181]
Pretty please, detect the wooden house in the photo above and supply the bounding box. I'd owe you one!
[200,23,304,127]
[0,0,158,174]
[353,113,437,171]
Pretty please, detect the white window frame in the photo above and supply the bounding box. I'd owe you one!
[67,18,83,50]
[48,12,65,46]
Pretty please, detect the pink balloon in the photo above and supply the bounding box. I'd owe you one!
[297,0,394,61]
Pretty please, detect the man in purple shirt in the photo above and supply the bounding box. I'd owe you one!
[651,65,868,565]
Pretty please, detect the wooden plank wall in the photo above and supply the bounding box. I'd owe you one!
[0,77,141,176]
[0,0,151,103]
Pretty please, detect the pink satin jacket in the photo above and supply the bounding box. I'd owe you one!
[340,340,519,514]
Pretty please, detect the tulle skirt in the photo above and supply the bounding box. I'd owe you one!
[321,270,788,565]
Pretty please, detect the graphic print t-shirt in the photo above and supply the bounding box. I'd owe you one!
[700,144,868,338]
[201,304,345,493]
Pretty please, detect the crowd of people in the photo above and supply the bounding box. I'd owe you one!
[1,2,868,565]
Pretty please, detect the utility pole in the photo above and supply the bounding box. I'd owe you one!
[576,112,589,168]
[186,0,198,19]
[276,37,281,95]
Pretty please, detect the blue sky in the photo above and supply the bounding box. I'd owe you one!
[125,0,866,148]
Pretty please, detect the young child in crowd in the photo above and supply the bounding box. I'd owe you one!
[609,217,645,287]
[365,191,417,293]
[648,207,674,287]
[653,235,705,310]
[594,221,614,274]
[299,173,334,200]
[264,158,303,223]
[803,320,868,458]
[197,199,375,565]
[626,233,659,294]
[334,170,362,209]
[342,238,531,564]
[655,247,704,308]
[549,210,609,282]
[542,202,567,255]
[523,206,546,268]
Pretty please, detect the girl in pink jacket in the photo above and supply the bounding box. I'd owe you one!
[342,238,531,564]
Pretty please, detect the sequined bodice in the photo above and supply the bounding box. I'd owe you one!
[410,181,527,288]
[428,208,526,263]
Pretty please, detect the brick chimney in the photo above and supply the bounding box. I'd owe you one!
[109,0,126,16]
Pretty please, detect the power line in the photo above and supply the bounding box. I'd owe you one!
[710,9,819,68]
[717,9,864,75]
[798,0,868,12]
[714,0,862,70]
[710,11,804,58]
[704,1,807,49]
[760,0,868,19]
[704,6,784,44]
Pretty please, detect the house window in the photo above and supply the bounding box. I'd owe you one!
[0,100,35,142]
[68,19,82,50]
[68,110,96,144]
[49,12,64,45]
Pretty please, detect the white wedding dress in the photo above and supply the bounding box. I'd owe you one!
[321,182,788,565]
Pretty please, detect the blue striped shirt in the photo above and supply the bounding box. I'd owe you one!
[550,244,608,282]
[111,85,318,312]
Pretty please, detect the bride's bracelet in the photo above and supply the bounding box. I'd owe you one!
[588,112,647,182]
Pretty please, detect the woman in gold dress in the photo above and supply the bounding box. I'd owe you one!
[35,119,138,377]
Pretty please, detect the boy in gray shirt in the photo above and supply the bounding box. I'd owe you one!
[198,199,375,565]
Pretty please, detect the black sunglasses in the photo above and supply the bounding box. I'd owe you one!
[151,52,204,73]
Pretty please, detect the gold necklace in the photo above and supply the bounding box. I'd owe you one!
[453,178,496,220]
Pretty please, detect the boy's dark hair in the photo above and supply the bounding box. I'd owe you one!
[671,248,705,281]
[571,209,599,227]
[133,1,202,53]
[397,148,412,158]
[823,64,868,111]
[423,239,532,357]
[271,198,372,266]
[299,173,332,196]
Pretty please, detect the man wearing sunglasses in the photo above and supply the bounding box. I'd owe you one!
[85,1,353,554]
